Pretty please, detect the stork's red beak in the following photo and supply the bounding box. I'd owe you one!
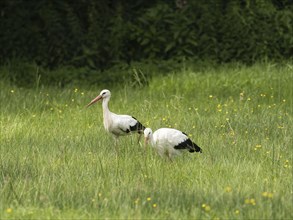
[86,95,102,107]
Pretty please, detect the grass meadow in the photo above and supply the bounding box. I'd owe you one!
[0,62,292,219]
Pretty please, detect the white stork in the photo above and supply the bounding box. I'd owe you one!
[144,127,202,159]
[86,89,145,144]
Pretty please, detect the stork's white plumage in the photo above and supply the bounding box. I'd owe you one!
[87,89,145,143]
[144,127,202,159]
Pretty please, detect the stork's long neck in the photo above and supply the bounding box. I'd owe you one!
[102,97,112,131]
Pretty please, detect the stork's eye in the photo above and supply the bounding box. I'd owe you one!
[102,92,106,95]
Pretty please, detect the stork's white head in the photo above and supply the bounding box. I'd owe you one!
[99,89,111,99]
[86,89,111,107]
[144,127,153,145]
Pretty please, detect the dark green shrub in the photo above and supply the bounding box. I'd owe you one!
[0,0,292,73]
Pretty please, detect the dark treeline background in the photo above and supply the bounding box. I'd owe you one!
[0,0,292,86]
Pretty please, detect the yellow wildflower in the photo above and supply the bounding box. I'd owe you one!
[225,186,232,193]
[262,192,273,198]
[245,198,256,205]
[254,144,262,151]
[202,203,211,211]
[205,205,211,211]
[6,208,12,213]
[134,198,139,204]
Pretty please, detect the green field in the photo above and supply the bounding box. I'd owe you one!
[0,62,292,219]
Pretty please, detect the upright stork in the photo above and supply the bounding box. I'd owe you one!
[87,89,145,144]
[144,127,202,160]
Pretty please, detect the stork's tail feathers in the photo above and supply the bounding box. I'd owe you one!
[189,142,202,153]
[130,117,145,134]
[174,138,202,153]
[137,122,146,134]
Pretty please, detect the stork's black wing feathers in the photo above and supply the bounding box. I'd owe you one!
[174,132,202,153]
[130,117,145,134]
[182,131,188,136]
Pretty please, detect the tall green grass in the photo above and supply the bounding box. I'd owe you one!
[0,62,292,219]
